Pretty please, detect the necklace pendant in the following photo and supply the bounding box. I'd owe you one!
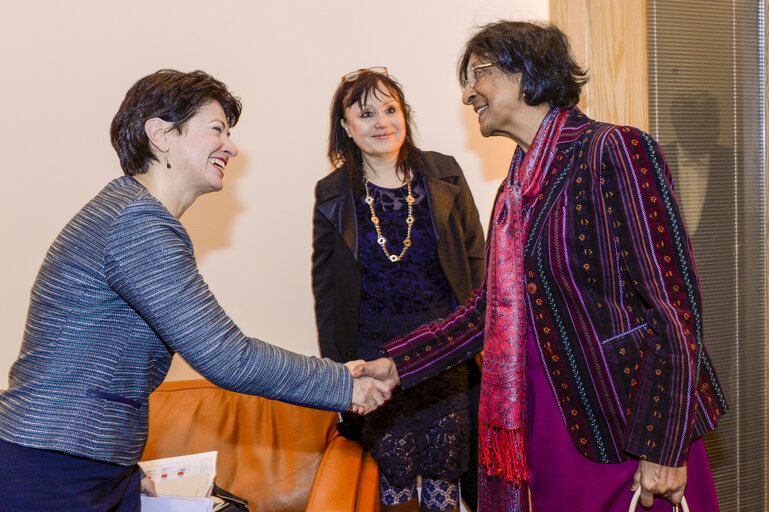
[363,174,414,264]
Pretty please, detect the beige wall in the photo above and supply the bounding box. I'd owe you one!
[0,0,547,387]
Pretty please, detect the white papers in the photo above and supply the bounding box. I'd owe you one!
[152,473,213,497]
[139,451,218,497]
[140,495,214,512]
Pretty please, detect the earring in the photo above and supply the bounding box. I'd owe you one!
[166,159,171,169]
[522,91,529,101]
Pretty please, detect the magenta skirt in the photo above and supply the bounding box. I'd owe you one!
[526,331,719,512]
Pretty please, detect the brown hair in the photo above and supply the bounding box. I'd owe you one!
[327,69,422,187]
[110,69,242,175]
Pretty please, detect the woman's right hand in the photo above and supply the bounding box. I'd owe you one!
[631,460,687,508]
[348,375,393,415]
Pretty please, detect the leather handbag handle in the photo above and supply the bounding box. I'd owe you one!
[629,488,690,512]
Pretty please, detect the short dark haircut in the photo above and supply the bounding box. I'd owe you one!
[458,21,588,109]
[110,69,242,175]
[328,70,422,187]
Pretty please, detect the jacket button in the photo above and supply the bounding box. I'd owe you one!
[526,283,538,294]
[349,306,357,312]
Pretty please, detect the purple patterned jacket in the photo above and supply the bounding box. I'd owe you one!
[384,109,727,468]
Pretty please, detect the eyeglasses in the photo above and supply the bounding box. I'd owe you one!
[463,62,494,89]
[341,66,389,83]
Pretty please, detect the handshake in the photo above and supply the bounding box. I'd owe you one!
[344,358,400,415]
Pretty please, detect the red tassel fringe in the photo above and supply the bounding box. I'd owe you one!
[479,420,529,485]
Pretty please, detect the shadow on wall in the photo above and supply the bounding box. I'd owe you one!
[460,104,515,183]
[662,89,737,500]
[181,152,248,259]
[663,91,731,251]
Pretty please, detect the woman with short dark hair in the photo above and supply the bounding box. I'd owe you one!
[110,69,243,176]
[313,67,485,512]
[362,21,726,511]
[0,69,391,511]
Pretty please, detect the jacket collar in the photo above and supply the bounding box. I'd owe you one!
[315,151,463,258]
[524,108,594,255]
[423,175,460,244]
[316,167,359,257]
[420,151,462,244]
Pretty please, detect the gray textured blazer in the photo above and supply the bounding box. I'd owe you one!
[312,151,485,362]
[0,176,353,465]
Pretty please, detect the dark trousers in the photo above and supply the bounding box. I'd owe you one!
[0,438,140,512]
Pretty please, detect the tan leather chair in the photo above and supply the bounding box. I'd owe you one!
[142,379,379,512]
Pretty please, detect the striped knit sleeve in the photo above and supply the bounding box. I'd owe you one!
[383,288,486,388]
[600,126,702,467]
[104,201,353,412]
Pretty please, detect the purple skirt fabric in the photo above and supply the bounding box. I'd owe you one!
[526,330,719,512]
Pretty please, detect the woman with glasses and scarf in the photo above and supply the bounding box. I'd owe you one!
[312,68,485,512]
[359,22,727,512]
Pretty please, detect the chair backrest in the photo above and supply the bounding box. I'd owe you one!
[142,379,339,512]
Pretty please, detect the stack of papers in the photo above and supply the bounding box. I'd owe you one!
[139,451,218,511]
[140,495,214,512]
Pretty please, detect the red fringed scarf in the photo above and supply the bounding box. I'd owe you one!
[479,108,570,511]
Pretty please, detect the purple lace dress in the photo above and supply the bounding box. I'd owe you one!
[354,177,470,488]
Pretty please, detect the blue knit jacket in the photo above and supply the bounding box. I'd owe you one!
[0,176,353,465]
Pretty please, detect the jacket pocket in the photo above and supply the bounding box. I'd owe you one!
[600,324,647,410]
[86,389,143,409]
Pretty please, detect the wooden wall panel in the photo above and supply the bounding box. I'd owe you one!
[548,0,590,114]
[549,0,649,131]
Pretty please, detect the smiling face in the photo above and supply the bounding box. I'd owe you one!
[166,100,238,196]
[461,53,527,140]
[340,86,406,163]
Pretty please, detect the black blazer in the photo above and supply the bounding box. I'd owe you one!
[312,150,485,362]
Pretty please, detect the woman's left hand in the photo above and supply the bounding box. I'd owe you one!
[631,460,687,508]
[140,476,157,496]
